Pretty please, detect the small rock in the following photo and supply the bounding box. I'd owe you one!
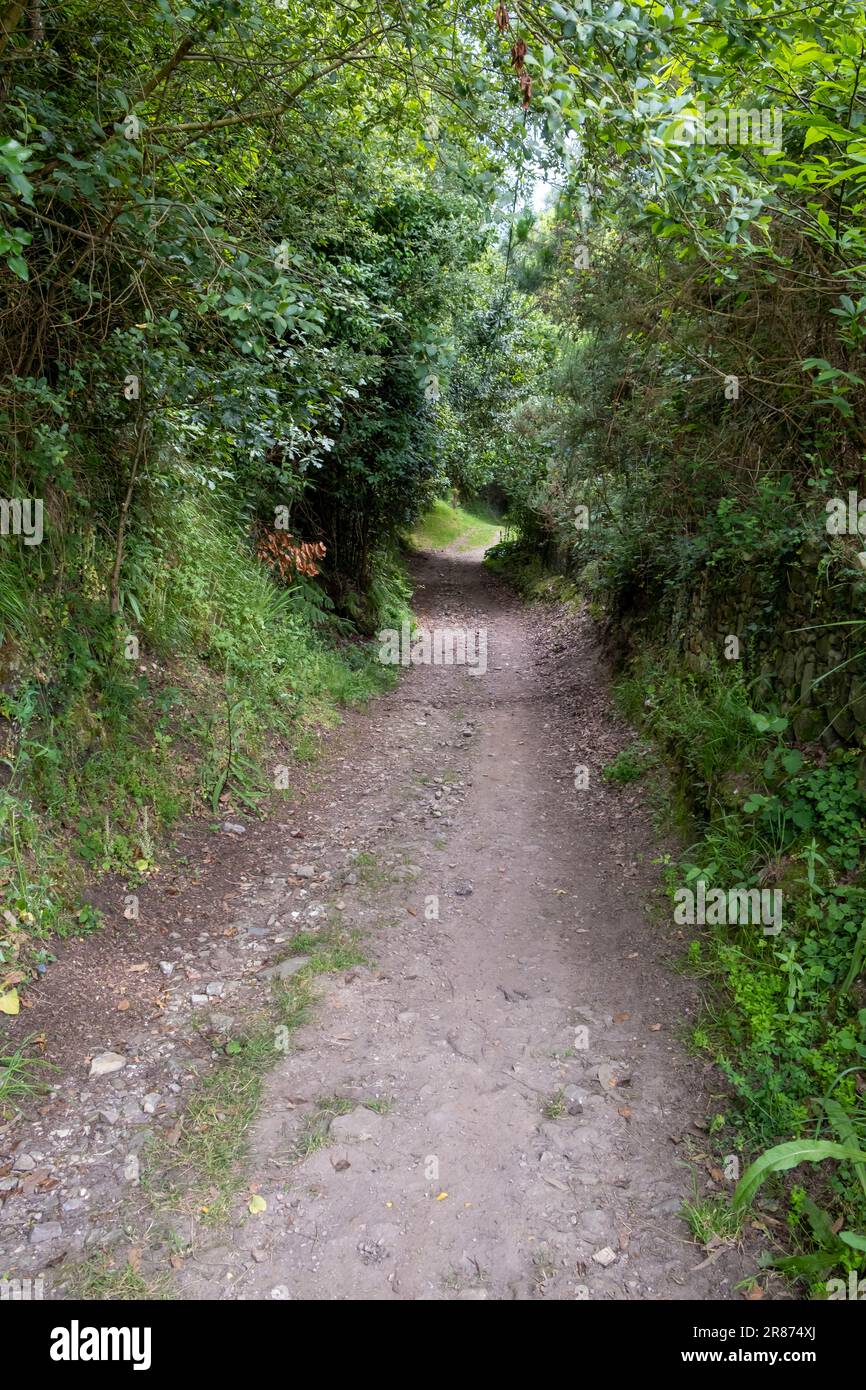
[329,1108,383,1143]
[563,1086,586,1116]
[12,1152,36,1172]
[206,981,225,998]
[123,1154,140,1184]
[453,881,474,897]
[143,1093,160,1115]
[291,865,315,878]
[592,1246,617,1267]
[30,1222,63,1246]
[222,822,246,835]
[190,993,209,1006]
[89,1051,126,1077]
[159,961,175,977]
[261,956,310,981]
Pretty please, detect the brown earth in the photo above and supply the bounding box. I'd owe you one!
[0,539,769,1300]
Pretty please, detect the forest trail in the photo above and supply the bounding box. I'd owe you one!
[174,543,756,1301]
[0,538,759,1300]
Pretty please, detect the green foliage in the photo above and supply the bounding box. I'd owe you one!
[620,651,866,1279]
[408,499,502,553]
[602,744,652,785]
[0,0,512,970]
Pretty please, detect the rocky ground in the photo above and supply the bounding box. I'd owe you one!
[0,540,770,1300]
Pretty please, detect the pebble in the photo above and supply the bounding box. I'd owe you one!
[261,956,310,981]
[30,1221,63,1245]
[329,1108,383,1143]
[563,1085,586,1116]
[89,1051,126,1077]
[592,1246,617,1267]
[123,1154,141,1184]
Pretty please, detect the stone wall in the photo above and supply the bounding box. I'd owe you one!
[609,539,866,747]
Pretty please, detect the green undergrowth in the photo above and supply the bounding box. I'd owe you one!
[408,497,503,553]
[614,651,866,1290]
[0,493,399,991]
[483,537,582,606]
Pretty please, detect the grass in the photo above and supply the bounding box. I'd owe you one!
[145,920,366,1224]
[682,1191,743,1246]
[60,1254,171,1301]
[147,1027,275,1225]
[290,1094,355,1160]
[408,498,502,553]
[0,1037,54,1114]
[363,1096,394,1114]
[0,492,400,974]
[351,850,397,892]
[542,1089,567,1120]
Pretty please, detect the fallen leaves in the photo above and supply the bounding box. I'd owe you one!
[0,987,20,1015]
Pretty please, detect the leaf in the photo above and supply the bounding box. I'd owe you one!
[733,1140,866,1212]
[823,1097,866,1198]
[248,1194,267,1214]
[0,988,19,1015]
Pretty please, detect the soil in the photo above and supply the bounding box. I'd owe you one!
[0,540,768,1300]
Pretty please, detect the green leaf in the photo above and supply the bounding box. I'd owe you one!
[733,1140,866,1213]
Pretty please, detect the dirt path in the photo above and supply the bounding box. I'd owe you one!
[1,540,760,1300]
[176,543,755,1301]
